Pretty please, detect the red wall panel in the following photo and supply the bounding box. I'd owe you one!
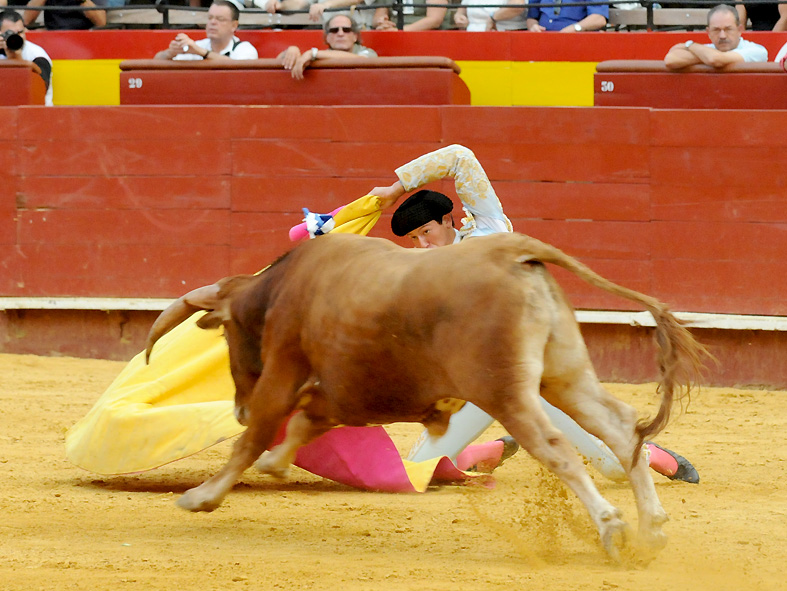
[496,181,651,222]
[651,259,787,316]
[231,176,385,213]
[17,209,230,246]
[651,184,787,224]
[441,106,651,147]
[20,176,231,211]
[11,243,229,297]
[650,146,787,189]
[17,106,235,141]
[650,221,787,263]
[650,110,787,148]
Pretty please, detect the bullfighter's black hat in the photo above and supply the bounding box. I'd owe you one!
[390,190,454,237]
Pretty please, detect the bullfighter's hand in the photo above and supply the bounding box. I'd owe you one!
[369,181,406,209]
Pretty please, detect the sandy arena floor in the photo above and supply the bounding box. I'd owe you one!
[1,352,785,591]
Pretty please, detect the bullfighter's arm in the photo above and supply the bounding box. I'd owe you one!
[393,144,513,236]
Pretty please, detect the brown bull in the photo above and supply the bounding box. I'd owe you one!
[146,232,706,559]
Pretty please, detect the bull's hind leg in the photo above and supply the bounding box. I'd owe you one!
[542,372,669,553]
[487,370,629,560]
[177,357,308,512]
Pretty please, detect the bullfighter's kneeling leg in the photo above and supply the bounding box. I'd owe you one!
[407,399,628,480]
[407,402,495,463]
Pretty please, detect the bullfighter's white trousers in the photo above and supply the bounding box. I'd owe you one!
[406,400,628,482]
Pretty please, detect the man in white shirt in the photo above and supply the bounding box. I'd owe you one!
[0,9,53,105]
[665,3,767,69]
[154,0,258,61]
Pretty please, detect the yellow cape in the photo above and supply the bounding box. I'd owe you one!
[66,197,382,475]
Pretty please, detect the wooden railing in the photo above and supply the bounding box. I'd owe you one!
[13,3,716,31]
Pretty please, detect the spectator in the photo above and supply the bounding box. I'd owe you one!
[0,8,52,104]
[454,0,527,31]
[154,0,258,61]
[735,2,787,31]
[664,4,767,69]
[279,13,376,80]
[372,0,449,30]
[308,0,375,27]
[526,0,608,31]
[253,0,308,15]
[23,0,107,29]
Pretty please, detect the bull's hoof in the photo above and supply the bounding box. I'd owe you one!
[176,487,222,512]
[598,510,630,562]
[638,527,668,553]
[254,452,290,479]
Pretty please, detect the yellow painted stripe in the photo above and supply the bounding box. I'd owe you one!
[53,59,122,106]
[457,60,598,107]
[52,59,598,107]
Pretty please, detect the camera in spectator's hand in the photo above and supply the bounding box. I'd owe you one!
[1,30,24,53]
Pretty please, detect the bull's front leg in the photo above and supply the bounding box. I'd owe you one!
[177,428,267,512]
[177,353,310,512]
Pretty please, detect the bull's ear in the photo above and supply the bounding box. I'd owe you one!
[197,311,224,330]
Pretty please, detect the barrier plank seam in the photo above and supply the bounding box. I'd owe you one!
[2,297,785,331]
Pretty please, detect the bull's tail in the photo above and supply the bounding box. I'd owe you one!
[514,234,709,467]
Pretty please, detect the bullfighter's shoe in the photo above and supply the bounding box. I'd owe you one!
[646,442,700,484]
[463,436,520,473]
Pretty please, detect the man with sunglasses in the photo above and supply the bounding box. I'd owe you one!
[279,13,376,81]
[0,9,53,105]
[526,0,608,31]
[154,0,258,61]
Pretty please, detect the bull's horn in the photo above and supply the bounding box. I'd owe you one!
[145,284,221,363]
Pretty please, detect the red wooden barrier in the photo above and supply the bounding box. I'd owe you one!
[3,104,786,317]
[0,61,45,106]
[594,60,787,109]
[3,103,787,386]
[118,58,470,106]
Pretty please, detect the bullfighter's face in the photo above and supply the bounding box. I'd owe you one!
[405,214,456,249]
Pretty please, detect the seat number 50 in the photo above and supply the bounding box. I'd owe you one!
[600,81,615,92]
[128,77,143,89]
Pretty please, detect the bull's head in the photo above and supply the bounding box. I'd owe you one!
[145,275,257,364]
